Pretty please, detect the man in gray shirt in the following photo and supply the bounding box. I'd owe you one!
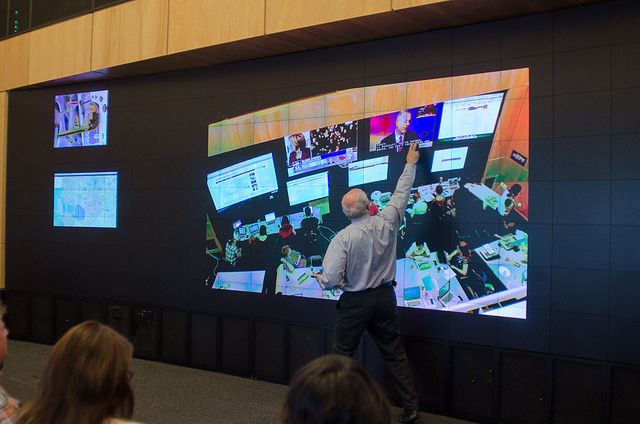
[313,142,421,423]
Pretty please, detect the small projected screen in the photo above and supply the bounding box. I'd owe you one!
[207,153,279,211]
[265,212,276,222]
[286,172,329,206]
[370,107,438,152]
[53,171,118,228]
[54,90,109,148]
[431,147,469,173]
[437,92,505,142]
[286,122,358,177]
[348,156,389,187]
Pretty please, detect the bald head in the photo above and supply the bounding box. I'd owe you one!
[342,189,370,219]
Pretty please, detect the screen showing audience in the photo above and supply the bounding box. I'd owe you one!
[206,69,529,319]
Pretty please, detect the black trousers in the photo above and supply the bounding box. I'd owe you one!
[333,285,419,412]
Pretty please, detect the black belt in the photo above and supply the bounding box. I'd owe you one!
[377,280,396,289]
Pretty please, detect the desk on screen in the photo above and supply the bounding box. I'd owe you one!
[272,255,471,310]
[212,270,265,293]
[414,178,460,202]
[476,231,528,290]
[396,257,468,310]
[464,182,500,210]
[275,264,341,300]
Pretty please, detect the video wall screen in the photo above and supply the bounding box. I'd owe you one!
[205,69,529,319]
[53,171,118,228]
[54,90,109,148]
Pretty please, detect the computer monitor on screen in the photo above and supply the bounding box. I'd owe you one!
[207,153,279,211]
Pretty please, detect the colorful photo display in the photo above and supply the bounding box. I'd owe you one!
[205,69,529,319]
[54,90,109,148]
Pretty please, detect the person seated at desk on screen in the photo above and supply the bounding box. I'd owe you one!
[376,111,419,152]
[407,191,428,219]
[249,225,268,244]
[406,240,430,261]
[224,238,241,266]
[428,184,456,220]
[279,215,296,241]
[281,245,306,271]
[447,241,494,298]
[288,133,310,166]
[300,207,319,235]
[447,240,472,277]
[497,183,522,216]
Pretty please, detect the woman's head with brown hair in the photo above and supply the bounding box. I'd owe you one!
[18,321,134,424]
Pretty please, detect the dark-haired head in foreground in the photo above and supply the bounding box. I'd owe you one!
[281,354,392,424]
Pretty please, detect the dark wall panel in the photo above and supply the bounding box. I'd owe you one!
[253,320,285,382]
[287,325,322,380]
[3,292,29,339]
[190,313,218,370]
[499,353,547,424]
[406,338,448,414]
[450,346,495,422]
[79,300,106,323]
[610,366,640,423]
[221,317,250,376]
[54,297,77,340]
[30,295,54,344]
[552,360,604,424]
[132,306,158,359]
[161,309,187,364]
[107,304,132,339]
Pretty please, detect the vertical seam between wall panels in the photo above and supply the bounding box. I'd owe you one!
[603,8,613,424]
[547,8,556,424]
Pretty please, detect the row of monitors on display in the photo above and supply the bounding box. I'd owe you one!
[206,91,505,212]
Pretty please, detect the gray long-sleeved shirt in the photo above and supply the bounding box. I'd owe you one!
[317,162,417,292]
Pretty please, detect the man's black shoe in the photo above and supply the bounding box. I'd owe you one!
[398,410,420,423]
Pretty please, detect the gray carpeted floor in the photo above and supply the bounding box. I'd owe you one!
[1,339,478,424]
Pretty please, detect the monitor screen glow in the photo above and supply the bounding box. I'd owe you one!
[286,172,329,206]
[431,147,469,173]
[207,153,279,211]
[53,171,118,228]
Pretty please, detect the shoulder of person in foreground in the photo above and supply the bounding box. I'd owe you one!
[0,385,19,424]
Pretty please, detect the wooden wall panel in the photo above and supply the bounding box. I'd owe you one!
[168,0,265,54]
[28,15,93,85]
[0,42,6,91]
[5,35,30,91]
[92,0,169,70]
[265,0,391,34]
[0,91,6,288]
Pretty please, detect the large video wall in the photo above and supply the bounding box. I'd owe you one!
[205,69,529,319]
